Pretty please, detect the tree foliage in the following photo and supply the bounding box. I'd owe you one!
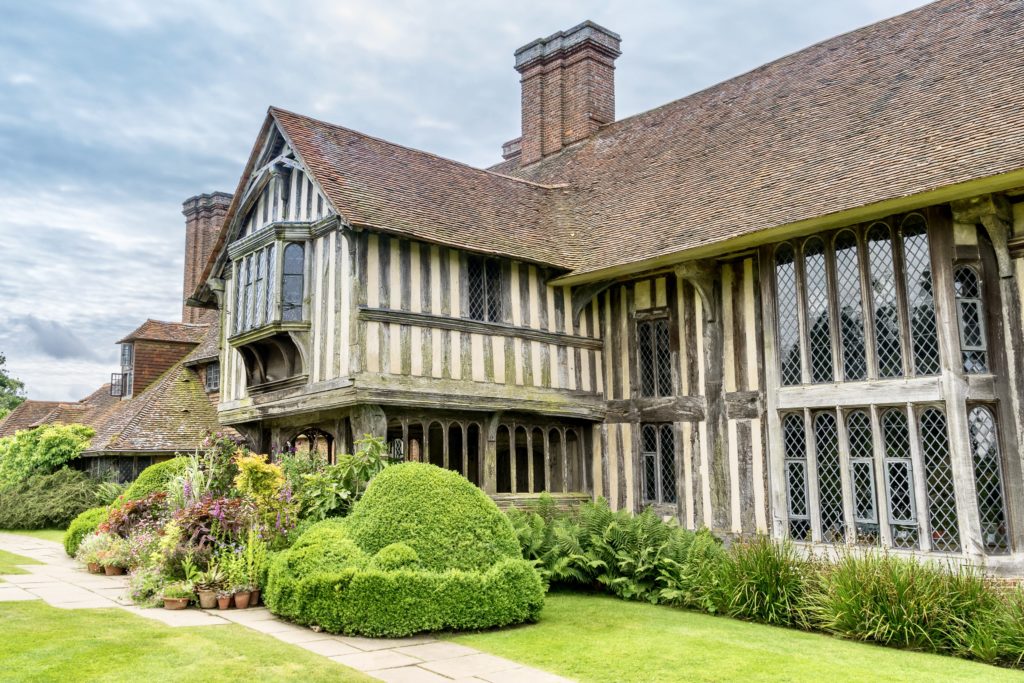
[0,352,26,419]
[0,423,94,487]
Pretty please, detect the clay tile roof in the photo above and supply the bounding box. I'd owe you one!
[118,319,210,345]
[0,401,67,437]
[84,360,232,455]
[182,320,221,367]
[501,0,1024,277]
[269,107,570,267]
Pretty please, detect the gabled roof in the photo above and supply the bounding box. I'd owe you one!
[118,319,209,345]
[197,0,1024,293]
[0,401,67,437]
[499,0,1024,278]
[182,319,221,367]
[84,360,229,455]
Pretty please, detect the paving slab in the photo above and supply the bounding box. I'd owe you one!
[340,635,436,651]
[364,665,458,683]
[331,650,423,672]
[0,585,36,601]
[270,629,336,645]
[420,654,523,680]
[392,642,480,662]
[300,638,364,657]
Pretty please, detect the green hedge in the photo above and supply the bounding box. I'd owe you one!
[345,462,520,572]
[64,506,109,556]
[0,468,99,529]
[265,464,544,636]
[119,457,187,502]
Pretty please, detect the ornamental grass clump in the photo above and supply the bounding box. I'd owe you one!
[809,551,999,654]
[720,536,813,627]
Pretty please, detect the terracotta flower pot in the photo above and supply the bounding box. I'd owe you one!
[249,589,260,606]
[162,597,189,610]
[197,589,218,610]
[234,590,251,609]
[103,565,125,576]
[86,562,101,574]
[217,595,232,610]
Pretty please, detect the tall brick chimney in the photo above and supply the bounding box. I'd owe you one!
[181,192,232,324]
[511,21,621,166]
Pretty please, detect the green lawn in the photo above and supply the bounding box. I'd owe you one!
[0,549,41,575]
[0,528,66,544]
[0,601,373,682]
[449,592,1024,683]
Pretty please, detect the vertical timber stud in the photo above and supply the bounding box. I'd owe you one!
[930,212,983,557]
[677,262,730,533]
[484,413,500,495]
[953,195,1024,552]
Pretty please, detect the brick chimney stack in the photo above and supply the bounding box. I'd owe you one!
[511,21,621,166]
[181,192,232,324]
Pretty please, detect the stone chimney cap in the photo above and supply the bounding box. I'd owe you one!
[514,20,621,72]
[182,191,233,217]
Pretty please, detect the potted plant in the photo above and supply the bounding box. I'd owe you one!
[195,565,224,610]
[161,581,194,610]
[75,533,107,574]
[244,529,268,607]
[216,590,232,610]
[97,536,130,576]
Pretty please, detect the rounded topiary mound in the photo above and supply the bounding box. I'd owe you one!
[120,457,187,502]
[346,462,520,572]
[265,463,544,637]
[64,506,109,556]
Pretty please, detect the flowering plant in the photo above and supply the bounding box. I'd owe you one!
[102,492,169,538]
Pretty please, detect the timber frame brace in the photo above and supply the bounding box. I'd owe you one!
[675,261,718,322]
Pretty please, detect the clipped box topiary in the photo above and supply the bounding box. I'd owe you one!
[265,463,544,637]
[118,457,188,503]
[64,506,109,557]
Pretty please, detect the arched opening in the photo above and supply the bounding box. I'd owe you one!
[288,428,334,466]
[548,427,564,493]
[466,423,481,486]
[448,422,464,476]
[532,427,546,493]
[565,428,581,492]
[428,421,445,467]
[514,426,530,493]
[496,425,512,493]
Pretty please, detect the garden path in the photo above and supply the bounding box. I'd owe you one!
[0,532,571,683]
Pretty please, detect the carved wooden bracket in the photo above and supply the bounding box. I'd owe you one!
[951,194,1014,278]
[571,280,614,322]
[674,261,718,322]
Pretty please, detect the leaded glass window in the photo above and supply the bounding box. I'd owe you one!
[918,407,959,552]
[783,413,810,540]
[968,407,1009,554]
[814,412,845,543]
[847,410,879,544]
[954,266,987,373]
[467,255,503,322]
[902,215,940,375]
[866,224,904,378]
[775,244,802,385]
[882,409,918,550]
[234,259,246,335]
[265,242,276,324]
[641,424,676,505]
[254,248,266,328]
[638,317,672,397]
[282,242,305,322]
[834,232,867,381]
[205,362,220,392]
[804,237,834,383]
[244,254,255,330]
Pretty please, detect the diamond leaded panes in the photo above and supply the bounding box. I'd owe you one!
[265,243,276,324]
[954,266,987,373]
[847,410,879,544]
[881,409,918,549]
[968,407,1009,554]
[641,423,676,505]
[234,259,246,335]
[834,232,868,381]
[783,413,810,540]
[814,412,845,543]
[775,245,802,385]
[282,242,304,322]
[919,408,960,552]
[804,238,834,383]
[901,215,940,375]
[638,317,673,398]
[467,256,485,321]
[254,248,266,328]
[867,224,904,378]
[244,253,255,330]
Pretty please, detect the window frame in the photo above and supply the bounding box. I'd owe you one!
[466,254,503,323]
[640,423,677,506]
[953,265,988,373]
[204,361,221,393]
[635,309,673,398]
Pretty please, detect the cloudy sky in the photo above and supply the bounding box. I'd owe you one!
[0,0,925,400]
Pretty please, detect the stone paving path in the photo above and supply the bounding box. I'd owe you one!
[0,533,570,683]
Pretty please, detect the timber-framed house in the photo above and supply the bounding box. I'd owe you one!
[190,1,1024,573]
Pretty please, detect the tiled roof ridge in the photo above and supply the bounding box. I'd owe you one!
[118,319,210,344]
[268,107,569,191]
